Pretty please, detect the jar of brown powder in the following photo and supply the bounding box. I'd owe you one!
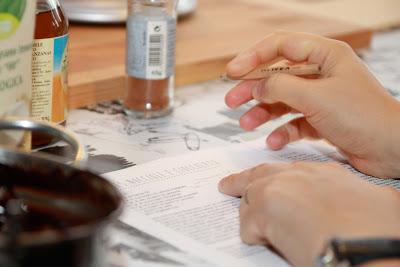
[124,0,178,119]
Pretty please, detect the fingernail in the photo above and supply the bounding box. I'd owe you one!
[267,134,282,150]
[267,130,288,150]
[252,80,266,101]
[227,93,242,109]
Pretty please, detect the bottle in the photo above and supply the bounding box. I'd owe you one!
[31,0,69,147]
[0,0,37,148]
[124,0,178,119]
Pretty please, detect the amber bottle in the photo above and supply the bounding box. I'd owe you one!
[32,0,69,147]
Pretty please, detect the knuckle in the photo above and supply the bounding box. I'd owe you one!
[332,39,353,55]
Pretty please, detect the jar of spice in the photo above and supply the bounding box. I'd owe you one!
[124,0,178,119]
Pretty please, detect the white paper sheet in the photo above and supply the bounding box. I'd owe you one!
[104,139,400,267]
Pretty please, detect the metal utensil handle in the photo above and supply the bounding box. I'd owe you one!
[0,118,87,164]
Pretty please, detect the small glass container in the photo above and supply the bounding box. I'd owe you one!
[124,0,178,119]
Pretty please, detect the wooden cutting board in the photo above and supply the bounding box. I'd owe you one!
[247,0,400,31]
[68,0,372,109]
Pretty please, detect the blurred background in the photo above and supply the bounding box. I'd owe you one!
[61,0,198,23]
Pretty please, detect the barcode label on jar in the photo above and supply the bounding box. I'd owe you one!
[127,17,176,80]
[148,34,162,66]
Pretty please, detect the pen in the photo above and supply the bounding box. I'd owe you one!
[221,61,321,80]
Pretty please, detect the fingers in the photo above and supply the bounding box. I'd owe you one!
[267,117,320,150]
[226,70,322,115]
[227,50,262,78]
[254,72,323,111]
[238,175,290,247]
[225,80,260,108]
[239,198,267,245]
[218,163,290,196]
[239,102,293,131]
[226,31,341,78]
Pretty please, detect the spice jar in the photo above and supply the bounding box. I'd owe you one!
[31,0,69,147]
[124,0,178,119]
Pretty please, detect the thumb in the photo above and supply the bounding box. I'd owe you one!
[252,73,319,112]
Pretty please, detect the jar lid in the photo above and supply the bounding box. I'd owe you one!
[142,0,166,7]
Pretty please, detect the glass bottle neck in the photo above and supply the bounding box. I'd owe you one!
[37,0,59,13]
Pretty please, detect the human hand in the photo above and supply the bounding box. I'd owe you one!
[218,162,400,267]
[225,32,400,178]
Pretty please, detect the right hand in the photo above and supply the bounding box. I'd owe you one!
[219,161,400,267]
[225,31,400,178]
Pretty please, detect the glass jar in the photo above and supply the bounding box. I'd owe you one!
[124,0,178,119]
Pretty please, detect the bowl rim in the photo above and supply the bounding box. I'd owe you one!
[0,148,124,247]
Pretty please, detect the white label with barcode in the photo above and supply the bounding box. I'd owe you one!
[146,20,168,79]
[127,17,176,80]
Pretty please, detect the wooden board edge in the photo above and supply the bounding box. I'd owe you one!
[68,77,125,109]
